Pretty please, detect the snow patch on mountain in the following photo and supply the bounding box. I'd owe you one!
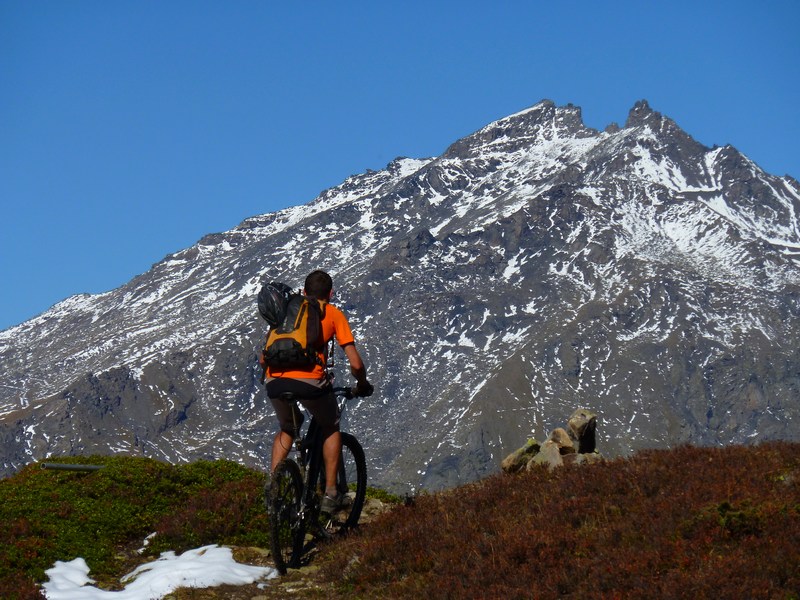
[1,100,798,492]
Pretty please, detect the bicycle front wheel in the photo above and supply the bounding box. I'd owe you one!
[317,432,367,533]
[339,433,367,529]
[267,459,304,574]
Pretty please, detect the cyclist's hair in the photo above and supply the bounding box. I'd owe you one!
[304,270,333,299]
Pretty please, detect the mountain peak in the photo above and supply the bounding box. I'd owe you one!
[443,99,594,159]
[624,99,662,127]
[491,99,590,136]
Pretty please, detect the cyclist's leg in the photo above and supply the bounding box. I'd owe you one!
[322,430,342,497]
[267,391,303,471]
[271,430,295,471]
[300,391,341,499]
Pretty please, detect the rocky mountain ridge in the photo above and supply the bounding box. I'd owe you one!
[1,99,799,491]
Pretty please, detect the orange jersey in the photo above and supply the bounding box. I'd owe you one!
[266,302,355,380]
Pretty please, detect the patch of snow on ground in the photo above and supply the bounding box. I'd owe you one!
[502,253,522,281]
[42,545,276,599]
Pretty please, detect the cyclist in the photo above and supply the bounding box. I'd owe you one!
[262,269,373,512]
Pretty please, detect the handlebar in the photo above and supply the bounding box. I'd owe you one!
[331,386,356,399]
[277,385,370,404]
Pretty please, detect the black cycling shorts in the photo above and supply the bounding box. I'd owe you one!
[266,377,339,435]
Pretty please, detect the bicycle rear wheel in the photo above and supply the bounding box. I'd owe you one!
[318,432,367,533]
[267,459,304,574]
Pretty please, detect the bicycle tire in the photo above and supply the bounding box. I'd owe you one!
[267,459,304,574]
[339,432,367,529]
[315,432,367,533]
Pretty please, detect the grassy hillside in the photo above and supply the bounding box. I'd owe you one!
[317,442,800,599]
[0,456,270,599]
[2,443,799,599]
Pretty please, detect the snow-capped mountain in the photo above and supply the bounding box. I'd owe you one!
[1,100,799,492]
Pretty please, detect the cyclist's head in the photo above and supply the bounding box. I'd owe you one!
[304,270,333,300]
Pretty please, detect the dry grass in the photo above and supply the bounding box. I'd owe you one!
[2,443,799,599]
[316,442,800,599]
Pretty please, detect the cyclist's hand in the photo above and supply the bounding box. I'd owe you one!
[355,380,374,397]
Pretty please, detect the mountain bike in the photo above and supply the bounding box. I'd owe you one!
[267,386,367,574]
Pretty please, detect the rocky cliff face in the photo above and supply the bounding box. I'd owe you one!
[2,99,799,492]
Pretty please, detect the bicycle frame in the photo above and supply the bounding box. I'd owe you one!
[268,385,367,574]
[283,387,354,531]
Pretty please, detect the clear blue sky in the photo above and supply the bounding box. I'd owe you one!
[1,1,798,331]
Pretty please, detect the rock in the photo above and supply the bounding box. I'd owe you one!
[501,438,541,473]
[529,440,563,470]
[568,409,597,453]
[574,452,603,466]
[502,407,603,473]
[549,428,576,454]
[359,498,390,524]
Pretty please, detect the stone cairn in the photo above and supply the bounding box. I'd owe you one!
[501,408,603,473]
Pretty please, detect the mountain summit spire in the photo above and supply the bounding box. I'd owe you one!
[625,99,662,127]
[443,100,593,159]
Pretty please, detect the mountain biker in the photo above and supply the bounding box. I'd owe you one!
[261,269,373,512]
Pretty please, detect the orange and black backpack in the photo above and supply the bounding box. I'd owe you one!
[261,289,326,372]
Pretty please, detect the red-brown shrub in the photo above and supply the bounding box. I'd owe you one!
[318,442,800,599]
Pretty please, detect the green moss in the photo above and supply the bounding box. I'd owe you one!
[364,486,404,504]
[0,456,269,594]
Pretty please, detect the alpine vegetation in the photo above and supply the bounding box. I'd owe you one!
[1,100,798,492]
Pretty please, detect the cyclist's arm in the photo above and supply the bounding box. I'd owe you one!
[342,342,367,384]
[331,305,372,395]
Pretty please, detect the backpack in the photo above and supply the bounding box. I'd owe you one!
[262,293,327,371]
